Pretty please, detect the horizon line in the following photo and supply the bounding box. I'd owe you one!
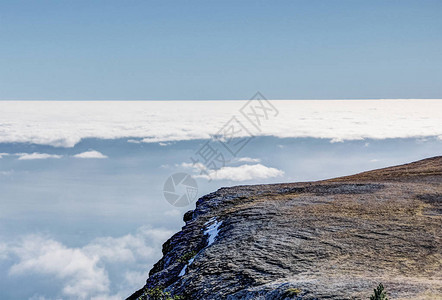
[0,98,441,102]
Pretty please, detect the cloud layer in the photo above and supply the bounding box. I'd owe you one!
[0,100,441,147]
[0,227,173,300]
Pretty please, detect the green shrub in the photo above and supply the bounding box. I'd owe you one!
[138,286,182,300]
[178,251,197,263]
[370,283,388,300]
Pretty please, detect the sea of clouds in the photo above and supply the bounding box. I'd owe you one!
[1,100,441,147]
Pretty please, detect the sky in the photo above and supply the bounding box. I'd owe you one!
[1,0,442,100]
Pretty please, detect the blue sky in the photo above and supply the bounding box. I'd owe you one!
[1,0,441,100]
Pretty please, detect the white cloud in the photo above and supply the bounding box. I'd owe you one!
[17,153,63,160]
[179,162,200,169]
[0,152,63,160]
[127,139,141,144]
[181,161,283,181]
[8,235,109,299]
[73,150,108,159]
[1,226,173,300]
[0,100,441,147]
[236,157,261,163]
[330,137,344,143]
[189,163,284,181]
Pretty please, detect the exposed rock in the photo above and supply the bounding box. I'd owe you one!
[128,156,442,299]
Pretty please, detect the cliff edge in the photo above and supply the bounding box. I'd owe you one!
[129,156,442,299]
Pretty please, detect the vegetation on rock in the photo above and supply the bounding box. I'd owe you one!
[370,283,388,300]
[178,251,197,263]
[138,286,182,300]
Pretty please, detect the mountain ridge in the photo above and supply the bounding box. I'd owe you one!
[129,156,442,299]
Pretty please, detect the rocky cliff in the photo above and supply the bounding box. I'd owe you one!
[128,156,442,299]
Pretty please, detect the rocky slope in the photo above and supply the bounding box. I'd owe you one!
[128,157,442,299]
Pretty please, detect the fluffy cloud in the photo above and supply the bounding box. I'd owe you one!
[17,153,63,160]
[200,164,284,181]
[1,226,173,300]
[0,100,441,147]
[8,235,109,299]
[182,162,284,181]
[236,157,261,163]
[73,150,108,159]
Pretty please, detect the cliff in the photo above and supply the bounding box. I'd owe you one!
[128,156,442,299]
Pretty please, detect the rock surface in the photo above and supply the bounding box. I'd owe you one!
[128,156,442,299]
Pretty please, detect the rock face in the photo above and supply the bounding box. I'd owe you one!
[128,157,442,300]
